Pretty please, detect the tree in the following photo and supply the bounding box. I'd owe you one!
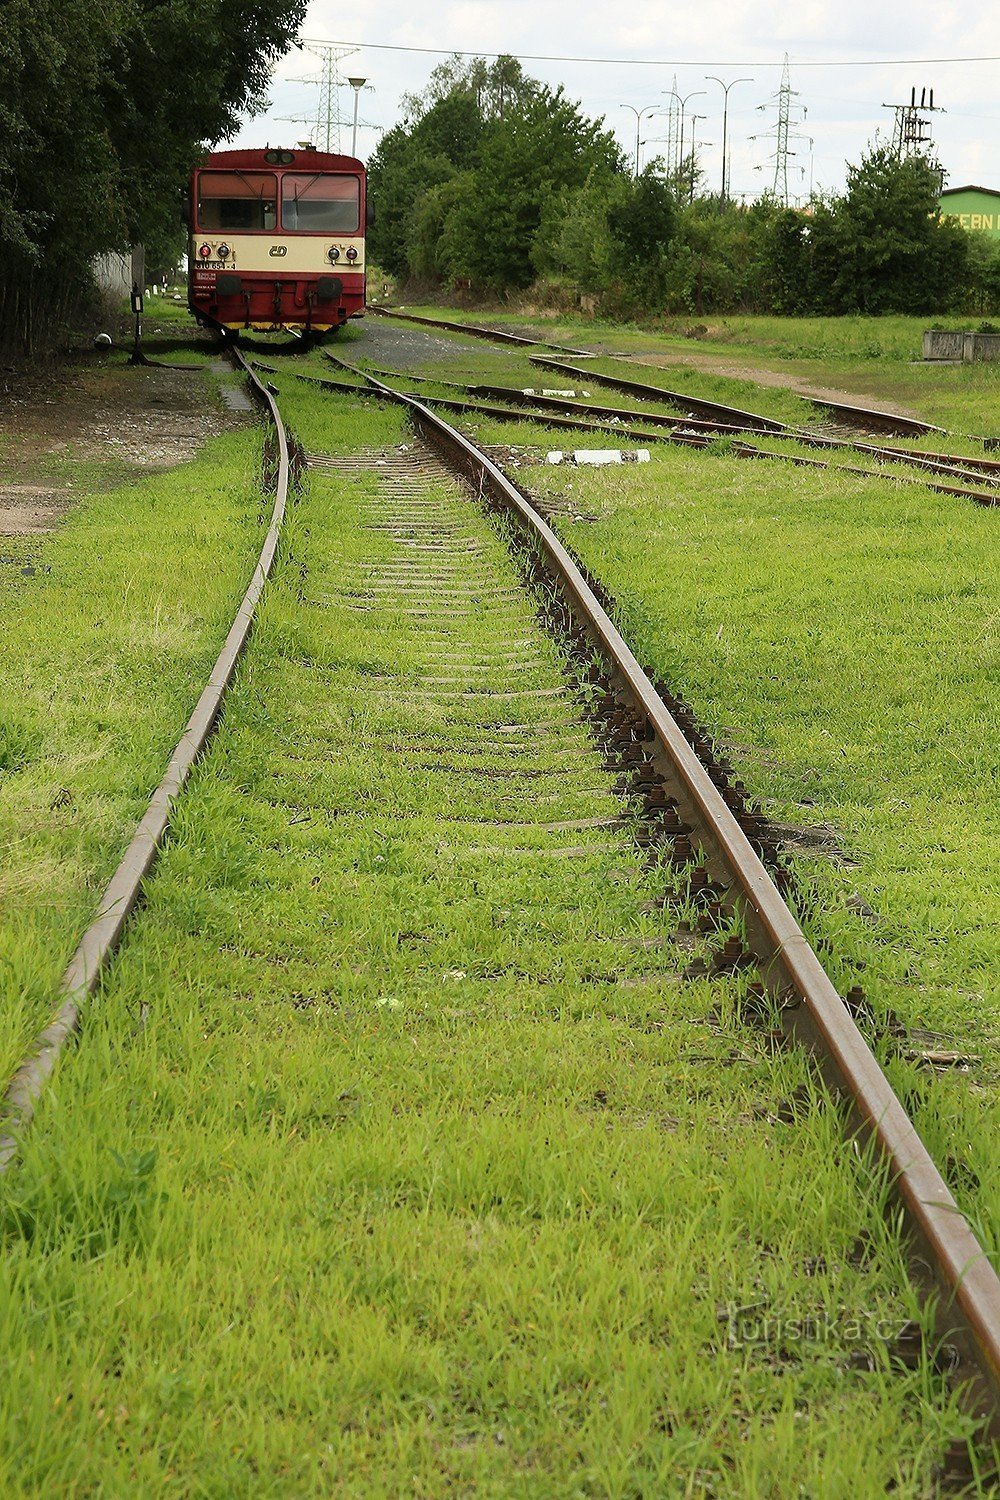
[400,54,538,126]
[808,148,970,314]
[533,166,629,295]
[368,62,624,293]
[448,86,622,291]
[617,168,677,268]
[0,0,305,352]
[408,174,476,281]
[367,90,485,276]
[761,205,813,313]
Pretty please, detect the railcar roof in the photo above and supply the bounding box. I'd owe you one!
[197,147,364,172]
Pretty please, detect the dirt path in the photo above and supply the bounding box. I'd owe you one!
[0,336,250,536]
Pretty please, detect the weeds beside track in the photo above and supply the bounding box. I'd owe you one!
[0,350,264,1091]
[0,339,997,1490]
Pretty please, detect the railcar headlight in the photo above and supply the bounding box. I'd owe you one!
[346,247,358,262]
[199,242,211,259]
[217,243,230,260]
[327,246,340,262]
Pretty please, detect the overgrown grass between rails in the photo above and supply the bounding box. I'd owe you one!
[0,375,992,1492]
[308,324,999,473]
[529,440,1000,1222]
[0,419,270,1086]
[395,306,970,362]
[394,305,1000,436]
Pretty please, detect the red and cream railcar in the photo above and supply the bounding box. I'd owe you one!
[188,147,368,336]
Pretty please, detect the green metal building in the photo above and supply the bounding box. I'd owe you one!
[938,185,1000,237]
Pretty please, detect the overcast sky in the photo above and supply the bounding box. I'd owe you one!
[230,3,1000,203]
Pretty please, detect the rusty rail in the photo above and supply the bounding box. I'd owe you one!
[355,370,1000,1429]
[325,351,1000,495]
[810,396,948,437]
[371,304,993,455]
[5,341,997,1429]
[529,354,789,432]
[308,357,1000,508]
[367,303,591,355]
[0,348,289,1171]
[322,353,756,437]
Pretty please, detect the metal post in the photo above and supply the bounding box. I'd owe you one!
[348,76,366,157]
[688,117,708,203]
[666,90,705,200]
[620,105,663,178]
[129,244,145,366]
[706,76,753,208]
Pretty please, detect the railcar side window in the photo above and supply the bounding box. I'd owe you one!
[197,172,277,231]
[280,174,360,232]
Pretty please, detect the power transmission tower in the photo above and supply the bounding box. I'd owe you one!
[882,86,943,167]
[664,76,681,177]
[279,43,357,152]
[755,55,807,207]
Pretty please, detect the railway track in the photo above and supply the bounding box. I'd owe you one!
[2,340,998,1484]
[0,349,290,1168]
[367,301,591,355]
[299,351,1000,509]
[371,307,1000,499]
[357,372,1000,1422]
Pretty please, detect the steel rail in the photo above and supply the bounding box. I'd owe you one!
[372,304,994,454]
[726,440,1000,506]
[811,396,948,437]
[251,359,709,446]
[322,353,757,437]
[869,442,1000,477]
[530,354,789,432]
[367,302,590,354]
[539,350,989,450]
[325,352,1000,494]
[299,358,1000,508]
[0,348,289,1171]
[354,368,1000,1426]
[368,304,539,346]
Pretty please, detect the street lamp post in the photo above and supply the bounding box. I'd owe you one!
[348,76,367,157]
[687,115,708,202]
[705,75,753,208]
[806,137,815,202]
[620,104,663,178]
[665,89,705,200]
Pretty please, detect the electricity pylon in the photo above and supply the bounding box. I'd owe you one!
[279,43,357,152]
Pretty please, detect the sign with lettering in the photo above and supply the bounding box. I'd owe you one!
[938,188,1000,239]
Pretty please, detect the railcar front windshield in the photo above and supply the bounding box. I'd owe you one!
[280,174,360,232]
[197,172,277,231]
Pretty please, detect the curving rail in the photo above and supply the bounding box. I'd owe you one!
[0,349,289,1171]
[372,305,994,453]
[312,354,1000,508]
[354,369,1000,1428]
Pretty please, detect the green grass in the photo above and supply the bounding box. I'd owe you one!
[313,317,1000,1060]
[526,437,1000,1226]
[0,353,268,1085]
[381,325,1000,1199]
[394,304,961,362]
[392,304,1000,436]
[0,369,992,1493]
